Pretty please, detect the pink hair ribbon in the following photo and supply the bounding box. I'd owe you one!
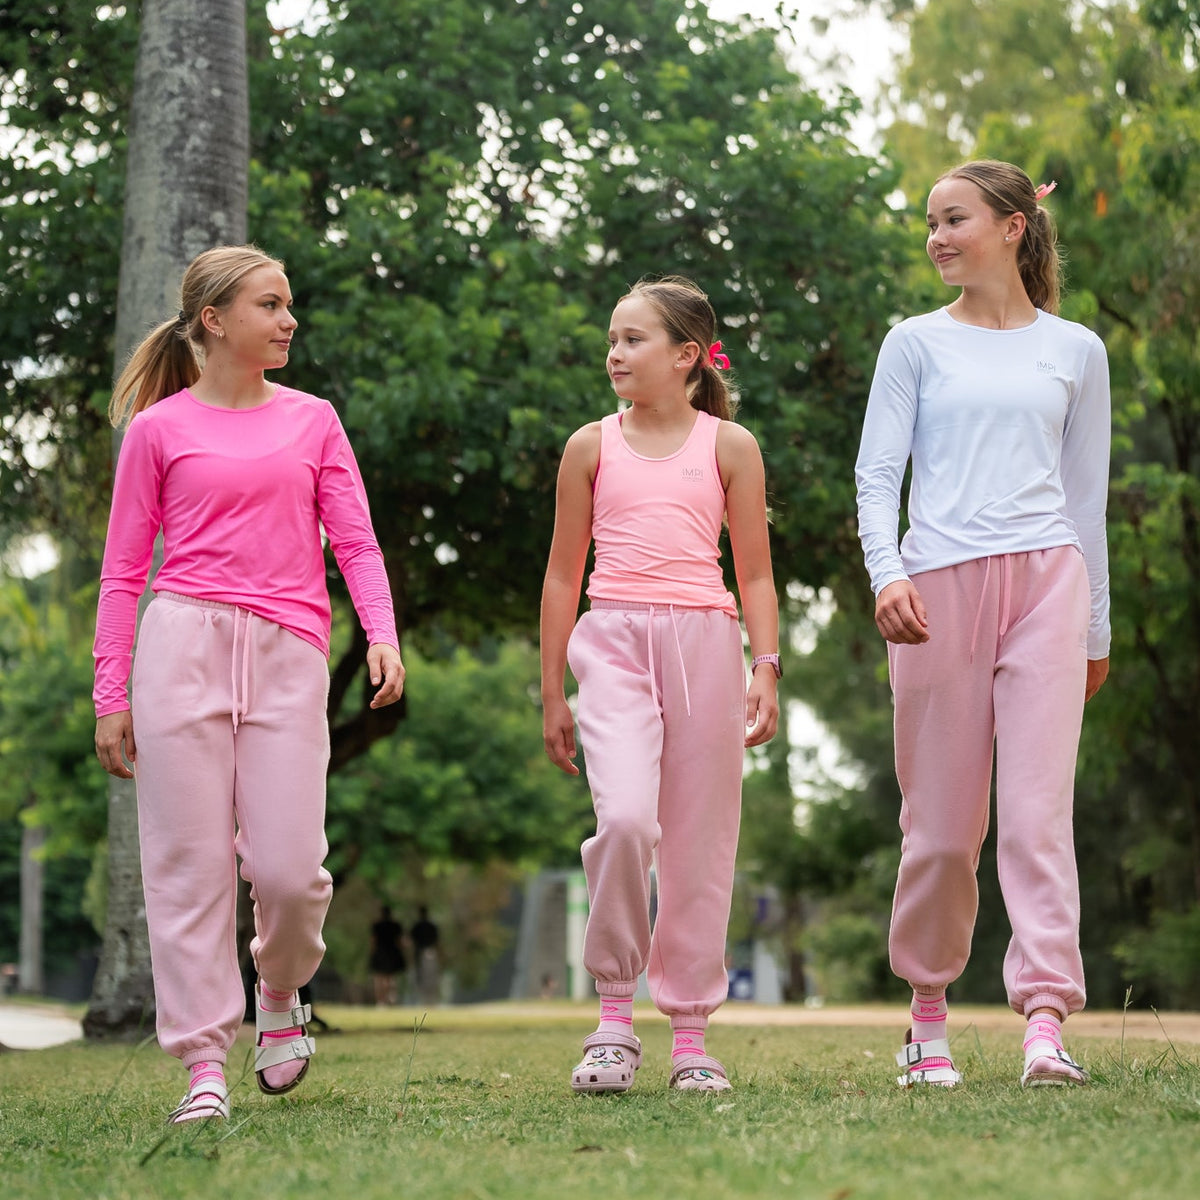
[1034,181,1057,201]
[708,341,731,370]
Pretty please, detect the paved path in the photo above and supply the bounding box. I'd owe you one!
[0,1004,82,1050]
[4,999,1199,1051]
[714,1001,1200,1044]
[461,999,1200,1045]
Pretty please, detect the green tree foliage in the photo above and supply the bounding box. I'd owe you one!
[245,0,909,648]
[0,581,107,852]
[4,0,908,641]
[0,579,106,982]
[324,640,592,890]
[739,597,903,1002]
[3,1,910,971]
[0,5,133,561]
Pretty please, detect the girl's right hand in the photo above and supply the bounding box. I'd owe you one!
[875,580,930,645]
[95,710,137,779]
[542,695,580,776]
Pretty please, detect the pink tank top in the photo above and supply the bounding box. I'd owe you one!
[586,409,738,616]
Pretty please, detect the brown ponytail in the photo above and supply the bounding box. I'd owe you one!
[622,275,738,420]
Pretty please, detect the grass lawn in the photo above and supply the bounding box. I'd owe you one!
[1,1001,1198,1200]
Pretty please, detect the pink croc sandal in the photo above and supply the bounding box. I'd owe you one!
[669,1054,732,1092]
[571,1031,642,1094]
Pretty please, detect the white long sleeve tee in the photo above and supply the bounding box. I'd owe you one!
[855,307,1111,657]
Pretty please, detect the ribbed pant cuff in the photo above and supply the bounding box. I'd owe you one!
[1022,993,1070,1021]
[594,979,639,1000]
[668,1013,710,1031]
[180,1047,228,1069]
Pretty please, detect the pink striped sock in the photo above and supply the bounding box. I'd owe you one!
[671,1027,706,1061]
[910,990,952,1069]
[1024,1014,1064,1058]
[189,1061,226,1092]
[911,990,948,1040]
[597,995,634,1035]
[172,1060,227,1123]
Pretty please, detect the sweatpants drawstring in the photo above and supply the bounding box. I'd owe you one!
[645,604,693,718]
[230,607,253,732]
[644,608,658,719]
[998,556,1013,642]
[969,558,991,664]
[968,555,1015,664]
[668,606,692,717]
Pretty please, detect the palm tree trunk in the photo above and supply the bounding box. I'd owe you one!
[84,0,249,1040]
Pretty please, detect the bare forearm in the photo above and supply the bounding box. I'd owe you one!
[740,574,779,660]
[540,574,581,697]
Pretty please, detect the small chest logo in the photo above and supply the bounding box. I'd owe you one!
[681,467,705,483]
[1037,360,1056,375]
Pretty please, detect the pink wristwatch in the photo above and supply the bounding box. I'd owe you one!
[751,653,782,678]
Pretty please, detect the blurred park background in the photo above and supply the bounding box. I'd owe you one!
[2,0,1199,1035]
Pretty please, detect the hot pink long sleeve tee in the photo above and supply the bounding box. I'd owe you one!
[93,386,398,717]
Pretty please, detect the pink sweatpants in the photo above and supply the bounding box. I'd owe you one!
[567,602,746,1028]
[887,547,1090,1019]
[131,592,333,1066]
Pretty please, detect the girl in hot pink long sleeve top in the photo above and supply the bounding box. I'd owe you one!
[94,386,397,716]
[93,245,404,1126]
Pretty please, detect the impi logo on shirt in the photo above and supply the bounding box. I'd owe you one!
[1037,360,1056,374]
[680,467,706,482]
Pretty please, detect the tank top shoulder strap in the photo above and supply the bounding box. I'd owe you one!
[599,410,622,448]
[691,408,721,468]
[593,411,622,493]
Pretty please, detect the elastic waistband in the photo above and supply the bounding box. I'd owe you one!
[589,599,719,614]
[155,590,244,614]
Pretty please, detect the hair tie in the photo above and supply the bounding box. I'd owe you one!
[708,341,731,370]
[1034,181,1057,201]
[177,309,187,325]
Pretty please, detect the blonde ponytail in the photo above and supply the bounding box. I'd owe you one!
[109,316,201,428]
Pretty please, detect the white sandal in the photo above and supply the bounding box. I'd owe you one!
[167,1079,229,1123]
[896,1032,962,1088]
[255,985,316,1096]
[1022,1047,1089,1087]
[571,1031,642,1093]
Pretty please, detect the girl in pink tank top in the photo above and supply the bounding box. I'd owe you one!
[540,275,780,1094]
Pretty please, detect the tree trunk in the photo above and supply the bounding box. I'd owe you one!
[84,0,249,1041]
[17,823,44,995]
[782,892,808,1004]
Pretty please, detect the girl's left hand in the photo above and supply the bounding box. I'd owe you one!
[744,673,780,747]
[368,643,406,707]
[1085,656,1109,701]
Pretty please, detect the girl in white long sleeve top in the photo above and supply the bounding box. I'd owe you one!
[854,160,1111,1090]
